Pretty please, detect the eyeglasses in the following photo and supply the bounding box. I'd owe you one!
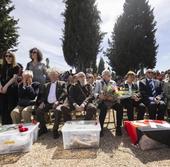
[147,71,153,74]
[79,75,85,78]
[87,77,93,79]
[5,54,12,58]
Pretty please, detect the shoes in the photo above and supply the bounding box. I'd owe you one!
[53,130,60,139]
[38,127,48,137]
[115,127,122,136]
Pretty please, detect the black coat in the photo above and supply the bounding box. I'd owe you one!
[0,64,20,124]
[139,78,164,105]
[18,82,40,107]
[38,81,66,104]
[120,82,139,92]
[68,82,93,108]
[0,64,20,86]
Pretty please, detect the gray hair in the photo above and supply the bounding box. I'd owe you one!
[102,69,111,77]
[76,72,86,78]
[22,70,33,78]
[47,68,60,75]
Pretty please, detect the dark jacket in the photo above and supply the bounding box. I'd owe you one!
[120,82,139,92]
[68,81,94,108]
[38,81,66,104]
[18,82,40,107]
[0,64,20,86]
[139,78,164,105]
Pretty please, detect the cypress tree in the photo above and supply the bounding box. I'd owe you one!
[106,0,158,76]
[0,0,19,59]
[98,57,105,75]
[62,0,104,72]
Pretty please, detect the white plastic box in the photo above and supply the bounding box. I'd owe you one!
[61,121,101,149]
[0,123,39,154]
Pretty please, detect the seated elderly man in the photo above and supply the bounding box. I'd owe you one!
[139,69,166,120]
[68,72,97,120]
[93,69,123,136]
[86,73,95,93]
[36,68,67,138]
[11,70,40,124]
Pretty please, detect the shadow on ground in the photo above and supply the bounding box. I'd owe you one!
[0,153,25,165]
[120,128,170,164]
[36,123,170,164]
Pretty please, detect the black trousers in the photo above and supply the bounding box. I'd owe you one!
[98,101,123,130]
[147,100,166,120]
[36,103,53,129]
[36,103,72,132]
[53,105,72,132]
[121,98,146,121]
[84,103,97,120]
[0,93,18,125]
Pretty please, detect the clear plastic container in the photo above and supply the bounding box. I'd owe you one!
[0,123,39,154]
[61,121,101,149]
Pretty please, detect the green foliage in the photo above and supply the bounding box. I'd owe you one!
[106,0,158,76]
[62,0,104,72]
[98,57,105,75]
[0,0,19,57]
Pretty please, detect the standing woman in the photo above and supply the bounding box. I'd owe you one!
[26,48,47,85]
[0,51,20,124]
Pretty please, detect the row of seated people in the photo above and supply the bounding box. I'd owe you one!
[9,68,168,138]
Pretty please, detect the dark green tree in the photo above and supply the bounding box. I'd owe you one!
[106,0,158,76]
[0,0,19,59]
[62,0,104,72]
[98,57,105,75]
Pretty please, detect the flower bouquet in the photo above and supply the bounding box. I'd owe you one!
[101,84,119,107]
[116,87,131,99]
[117,87,140,99]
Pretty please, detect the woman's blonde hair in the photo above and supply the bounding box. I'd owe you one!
[3,51,17,67]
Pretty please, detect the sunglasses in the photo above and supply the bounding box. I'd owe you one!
[5,54,12,58]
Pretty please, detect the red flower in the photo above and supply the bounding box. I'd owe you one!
[18,124,23,129]
[32,119,37,125]
[19,127,28,132]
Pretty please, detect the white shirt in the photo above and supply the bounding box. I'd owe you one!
[147,78,156,100]
[47,82,57,104]
[125,80,132,94]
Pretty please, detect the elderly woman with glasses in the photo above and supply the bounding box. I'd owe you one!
[0,51,21,124]
[26,47,47,85]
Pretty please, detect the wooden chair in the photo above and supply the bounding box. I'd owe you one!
[104,109,117,129]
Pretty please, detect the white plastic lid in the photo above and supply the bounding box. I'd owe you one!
[62,121,101,132]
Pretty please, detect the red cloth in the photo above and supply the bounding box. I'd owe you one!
[124,120,166,144]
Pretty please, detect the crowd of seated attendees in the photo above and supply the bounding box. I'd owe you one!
[0,49,170,139]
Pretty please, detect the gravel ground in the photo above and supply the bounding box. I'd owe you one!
[1,122,170,167]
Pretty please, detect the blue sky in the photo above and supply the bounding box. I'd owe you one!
[11,0,170,71]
